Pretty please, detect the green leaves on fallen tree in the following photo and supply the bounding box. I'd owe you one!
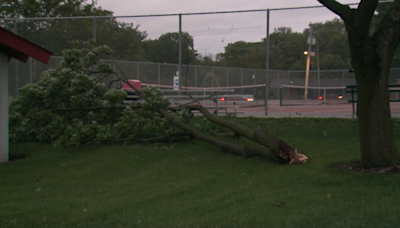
[9,41,191,148]
[9,41,306,165]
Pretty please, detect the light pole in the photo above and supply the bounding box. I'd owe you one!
[304,25,314,100]
[317,40,320,96]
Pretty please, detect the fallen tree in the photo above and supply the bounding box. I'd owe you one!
[160,107,307,164]
[9,41,307,165]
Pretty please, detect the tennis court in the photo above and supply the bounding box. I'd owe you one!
[205,100,400,118]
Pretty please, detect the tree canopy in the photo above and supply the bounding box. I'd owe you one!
[215,19,352,70]
[145,32,199,64]
[1,0,148,59]
[0,0,107,18]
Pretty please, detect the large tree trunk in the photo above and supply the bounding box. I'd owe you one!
[348,2,400,168]
[356,62,399,168]
[318,0,400,168]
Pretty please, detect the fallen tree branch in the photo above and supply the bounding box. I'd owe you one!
[182,104,308,164]
[159,108,280,162]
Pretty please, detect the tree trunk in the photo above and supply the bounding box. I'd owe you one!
[346,3,400,168]
[356,65,400,168]
[318,0,400,168]
[352,33,400,167]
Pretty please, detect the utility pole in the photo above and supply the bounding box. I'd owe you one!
[317,40,320,95]
[178,14,182,90]
[305,25,314,100]
[265,9,270,116]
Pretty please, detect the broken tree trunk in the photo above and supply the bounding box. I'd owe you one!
[160,106,308,165]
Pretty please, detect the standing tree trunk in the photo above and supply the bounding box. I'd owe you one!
[355,50,399,168]
[318,0,400,168]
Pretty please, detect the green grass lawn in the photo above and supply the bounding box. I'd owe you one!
[1,118,400,227]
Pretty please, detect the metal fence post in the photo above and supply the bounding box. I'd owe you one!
[254,69,256,97]
[277,70,280,100]
[265,9,270,116]
[241,68,243,94]
[342,70,345,86]
[195,65,197,95]
[212,67,214,87]
[227,68,229,90]
[137,62,140,80]
[158,63,160,85]
[93,17,96,41]
[178,14,182,90]
[342,70,345,95]
[317,40,320,90]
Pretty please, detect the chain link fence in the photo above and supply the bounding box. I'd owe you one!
[3,2,400,104]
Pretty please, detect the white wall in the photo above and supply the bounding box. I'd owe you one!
[0,53,9,163]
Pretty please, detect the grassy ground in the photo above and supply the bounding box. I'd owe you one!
[1,118,400,227]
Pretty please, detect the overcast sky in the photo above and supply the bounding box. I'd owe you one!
[96,0,358,16]
[95,1,359,57]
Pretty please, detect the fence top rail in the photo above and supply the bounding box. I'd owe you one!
[3,1,381,21]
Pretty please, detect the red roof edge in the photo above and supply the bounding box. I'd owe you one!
[0,27,53,64]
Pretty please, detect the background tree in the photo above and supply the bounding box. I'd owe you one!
[216,20,353,71]
[219,41,265,69]
[199,54,217,66]
[318,0,400,168]
[269,27,308,70]
[1,0,101,18]
[0,0,148,60]
[370,1,400,68]
[216,28,307,70]
[1,0,108,51]
[201,72,220,87]
[47,20,148,59]
[145,32,199,64]
[305,18,352,70]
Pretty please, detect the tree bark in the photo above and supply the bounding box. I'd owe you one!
[161,106,308,164]
[319,0,400,168]
[160,108,279,162]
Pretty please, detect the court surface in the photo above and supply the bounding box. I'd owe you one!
[211,100,400,118]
